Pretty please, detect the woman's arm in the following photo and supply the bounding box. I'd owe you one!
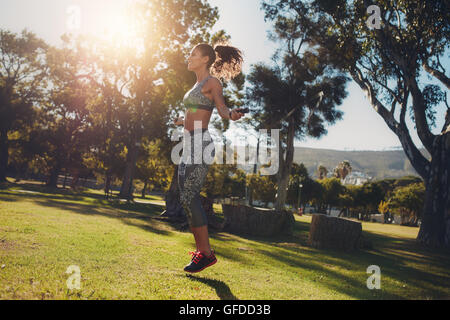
[209,78,244,121]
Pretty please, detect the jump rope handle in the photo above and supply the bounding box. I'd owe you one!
[234,107,250,114]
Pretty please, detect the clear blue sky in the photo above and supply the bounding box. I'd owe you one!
[0,0,446,151]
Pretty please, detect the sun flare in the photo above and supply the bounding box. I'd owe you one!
[88,1,145,51]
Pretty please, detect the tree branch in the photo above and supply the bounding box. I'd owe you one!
[351,66,430,180]
[406,75,435,154]
[423,62,450,90]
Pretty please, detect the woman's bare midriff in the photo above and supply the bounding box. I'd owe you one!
[184,109,213,132]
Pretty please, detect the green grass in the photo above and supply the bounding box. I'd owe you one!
[1,180,449,300]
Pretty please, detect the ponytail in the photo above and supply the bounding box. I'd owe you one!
[195,43,243,81]
[212,44,243,81]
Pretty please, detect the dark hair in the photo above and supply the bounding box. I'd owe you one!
[194,43,243,81]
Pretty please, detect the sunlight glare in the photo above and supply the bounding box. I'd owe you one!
[89,1,145,53]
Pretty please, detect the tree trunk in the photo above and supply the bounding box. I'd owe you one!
[104,173,112,199]
[350,63,449,249]
[222,204,295,237]
[248,136,261,206]
[141,181,147,199]
[160,165,185,221]
[308,214,369,251]
[0,128,9,182]
[71,169,79,189]
[417,132,450,248]
[120,142,139,200]
[275,120,295,210]
[46,165,60,188]
[275,169,290,211]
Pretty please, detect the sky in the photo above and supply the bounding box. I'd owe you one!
[0,0,447,151]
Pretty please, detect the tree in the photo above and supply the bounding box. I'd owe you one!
[353,182,385,220]
[318,177,345,214]
[155,22,247,221]
[68,34,134,196]
[287,162,309,209]
[106,0,221,200]
[0,29,47,182]
[248,2,349,210]
[136,138,172,197]
[334,160,352,180]
[338,185,355,217]
[247,174,277,207]
[32,44,94,188]
[309,179,326,213]
[378,200,391,223]
[279,0,449,247]
[389,182,426,226]
[317,164,328,180]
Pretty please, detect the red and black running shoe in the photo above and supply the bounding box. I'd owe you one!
[184,250,217,273]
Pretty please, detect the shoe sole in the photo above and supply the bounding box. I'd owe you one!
[184,259,217,274]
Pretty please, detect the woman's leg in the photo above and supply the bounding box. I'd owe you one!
[178,131,216,271]
[179,164,209,228]
[179,162,217,272]
[191,224,211,256]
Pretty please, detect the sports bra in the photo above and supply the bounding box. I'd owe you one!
[183,75,215,112]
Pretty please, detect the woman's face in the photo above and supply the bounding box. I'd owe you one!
[187,47,208,71]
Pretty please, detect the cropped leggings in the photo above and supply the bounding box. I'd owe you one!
[178,129,215,228]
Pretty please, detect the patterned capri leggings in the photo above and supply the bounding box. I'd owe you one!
[178,128,215,228]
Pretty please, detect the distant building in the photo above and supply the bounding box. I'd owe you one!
[342,171,372,186]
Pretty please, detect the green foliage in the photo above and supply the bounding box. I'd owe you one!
[388,182,425,225]
[0,0,227,193]
[272,0,449,181]
[287,163,310,207]
[246,173,277,206]
[319,177,345,212]
[136,138,173,193]
[203,163,247,200]
[246,1,350,209]
[378,200,389,215]
[0,29,48,181]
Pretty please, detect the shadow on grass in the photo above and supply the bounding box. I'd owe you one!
[0,183,173,237]
[210,217,450,299]
[0,194,19,202]
[186,275,238,300]
[34,197,172,236]
[0,182,98,203]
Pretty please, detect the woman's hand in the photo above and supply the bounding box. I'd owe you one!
[230,109,244,121]
[174,116,185,126]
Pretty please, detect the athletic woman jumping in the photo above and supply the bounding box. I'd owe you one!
[174,43,244,273]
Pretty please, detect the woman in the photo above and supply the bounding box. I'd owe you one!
[174,43,245,273]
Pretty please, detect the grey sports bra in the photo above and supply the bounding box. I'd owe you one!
[183,75,215,112]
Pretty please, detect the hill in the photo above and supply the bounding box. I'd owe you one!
[293,146,429,179]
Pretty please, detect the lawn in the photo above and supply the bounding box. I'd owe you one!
[0,180,449,300]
